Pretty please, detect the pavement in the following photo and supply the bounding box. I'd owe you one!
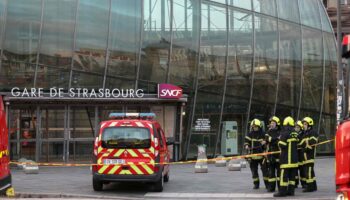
[8,157,337,199]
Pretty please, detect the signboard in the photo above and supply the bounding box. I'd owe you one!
[194,118,211,131]
[10,87,145,98]
[157,84,183,99]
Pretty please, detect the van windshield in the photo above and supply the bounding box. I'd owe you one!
[101,127,151,149]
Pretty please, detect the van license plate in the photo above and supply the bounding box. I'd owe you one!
[104,159,125,165]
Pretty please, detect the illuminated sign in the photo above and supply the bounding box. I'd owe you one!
[157,84,183,99]
[10,87,145,98]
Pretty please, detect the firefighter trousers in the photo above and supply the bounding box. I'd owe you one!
[295,164,306,188]
[267,161,280,191]
[304,163,317,191]
[279,167,297,194]
[250,159,268,188]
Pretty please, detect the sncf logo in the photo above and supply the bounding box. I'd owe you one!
[158,84,183,99]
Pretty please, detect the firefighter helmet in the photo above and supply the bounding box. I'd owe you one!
[302,117,314,126]
[250,119,262,128]
[269,116,281,126]
[283,116,295,126]
[296,120,303,129]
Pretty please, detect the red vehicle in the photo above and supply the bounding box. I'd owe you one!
[0,96,12,196]
[92,113,172,192]
[335,120,350,199]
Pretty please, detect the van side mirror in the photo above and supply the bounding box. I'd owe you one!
[166,137,175,145]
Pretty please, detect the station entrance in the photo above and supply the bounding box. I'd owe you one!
[2,95,186,163]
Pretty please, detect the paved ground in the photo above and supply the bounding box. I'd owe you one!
[9,157,336,199]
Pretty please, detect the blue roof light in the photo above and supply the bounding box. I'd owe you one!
[108,113,156,119]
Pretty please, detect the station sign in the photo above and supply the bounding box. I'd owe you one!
[157,84,183,99]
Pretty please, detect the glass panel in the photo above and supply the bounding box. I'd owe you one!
[69,141,93,161]
[40,142,64,162]
[69,106,95,138]
[10,142,19,160]
[318,33,337,154]
[169,0,200,93]
[189,3,227,157]
[37,0,76,89]
[99,105,123,121]
[20,142,36,160]
[253,0,277,16]
[1,0,42,89]
[41,107,65,138]
[299,0,321,29]
[72,0,109,88]
[318,0,333,33]
[229,0,252,10]
[299,27,323,131]
[169,0,201,158]
[276,0,300,23]
[139,0,169,91]
[222,8,253,154]
[275,21,302,118]
[71,70,104,89]
[250,14,278,121]
[105,0,141,89]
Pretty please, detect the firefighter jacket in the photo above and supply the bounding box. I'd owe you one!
[297,130,305,165]
[265,127,280,163]
[278,126,299,169]
[299,128,318,164]
[245,129,265,160]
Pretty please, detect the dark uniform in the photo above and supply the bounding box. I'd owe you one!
[296,126,306,188]
[300,127,318,192]
[274,118,299,197]
[265,126,280,192]
[245,128,269,189]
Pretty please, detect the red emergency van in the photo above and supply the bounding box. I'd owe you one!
[92,113,172,192]
[336,119,350,199]
[0,96,12,196]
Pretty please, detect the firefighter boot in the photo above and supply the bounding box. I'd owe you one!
[286,186,295,196]
[312,181,317,192]
[302,184,313,193]
[273,191,287,197]
[253,184,259,189]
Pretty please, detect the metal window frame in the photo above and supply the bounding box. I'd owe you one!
[245,0,255,135]
[135,0,144,90]
[185,0,202,160]
[102,0,113,89]
[317,0,327,134]
[33,0,45,87]
[0,0,8,75]
[296,0,304,120]
[273,0,280,116]
[213,0,229,157]
[68,0,79,89]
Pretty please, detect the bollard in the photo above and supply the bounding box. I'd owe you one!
[195,144,208,173]
[228,159,241,171]
[215,155,226,167]
[240,160,247,168]
[17,158,28,170]
[23,160,39,174]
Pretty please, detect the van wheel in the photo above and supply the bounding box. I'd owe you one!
[153,174,164,192]
[164,173,169,182]
[93,179,103,191]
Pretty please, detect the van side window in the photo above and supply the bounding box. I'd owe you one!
[157,129,164,147]
[152,125,163,147]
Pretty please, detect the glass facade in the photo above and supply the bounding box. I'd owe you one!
[0,0,337,160]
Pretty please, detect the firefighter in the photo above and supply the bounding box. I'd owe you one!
[244,119,269,189]
[274,116,299,197]
[295,120,306,189]
[300,117,318,192]
[265,116,281,192]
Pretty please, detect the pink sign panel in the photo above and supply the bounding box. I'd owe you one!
[157,84,183,99]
